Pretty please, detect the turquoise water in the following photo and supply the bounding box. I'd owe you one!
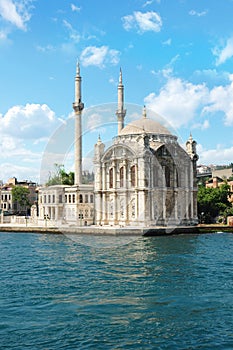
[0,232,233,349]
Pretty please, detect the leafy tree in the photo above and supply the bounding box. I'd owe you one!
[60,168,74,185]
[11,186,31,214]
[46,164,94,185]
[197,182,232,223]
[197,176,210,187]
[46,164,74,186]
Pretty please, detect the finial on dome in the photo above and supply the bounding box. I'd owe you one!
[97,134,102,144]
[143,105,147,119]
[189,132,193,142]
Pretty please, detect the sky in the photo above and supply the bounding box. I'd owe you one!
[1,0,233,183]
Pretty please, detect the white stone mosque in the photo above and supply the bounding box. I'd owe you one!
[38,63,199,228]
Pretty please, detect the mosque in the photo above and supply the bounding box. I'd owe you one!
[38,63,199,227]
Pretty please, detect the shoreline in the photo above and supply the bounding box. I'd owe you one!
[0,224,232,236]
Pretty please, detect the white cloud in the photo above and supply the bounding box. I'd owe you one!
[162,38,171,46]
[0,134,43,183]
[80,45,120,68]
[202,77,233,126]
[192,119,210,130]
[35,44,55,52]
[71,3,81,12]
[0,0,33,30]
[109,77,115,85]
[193,69,230,84]
[145,72,233,130]
[189,9,208,17]
[0,103,65,182]
[142,0,154,7]
[144,77,209,128]
[142,0,161,6]
[0,103,61,139]
[213,37,233,66]
[198,144,233,165]
[0,28,8,40]
[0,162,40,183]
[63,19,80,43]
[122,11,162,33]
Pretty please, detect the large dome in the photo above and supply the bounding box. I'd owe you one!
[119,116,171,136]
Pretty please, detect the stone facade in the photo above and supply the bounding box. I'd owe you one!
[38,65,199,227]
[94,110,199,227]
[38,184,94,226]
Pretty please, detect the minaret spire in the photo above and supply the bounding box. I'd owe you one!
[119,67,122,84]
[116,68,126,135]
[76,60,80,75]
[73,60,84,186]
[143,105,147,119]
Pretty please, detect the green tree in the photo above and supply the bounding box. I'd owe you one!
[197,183,232,223]
[11,186,31,214]
[46,164,74,186]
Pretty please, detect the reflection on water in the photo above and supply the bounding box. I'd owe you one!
[0,232,233,349]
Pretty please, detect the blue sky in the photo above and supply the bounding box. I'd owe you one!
[1,0,233,183]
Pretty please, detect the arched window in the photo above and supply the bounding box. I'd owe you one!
[79,194,83,203]
[120,167,124,187]
[176,169,179,187]
[165,166,170,187]
[153,165,158,187]
[109,168,113,188]
[131,165,136,187]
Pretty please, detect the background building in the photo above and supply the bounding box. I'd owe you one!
[0,177,37,215]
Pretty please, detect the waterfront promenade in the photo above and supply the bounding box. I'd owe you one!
[0,222,232,235]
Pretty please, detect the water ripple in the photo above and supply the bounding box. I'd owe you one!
[0,232,233,349]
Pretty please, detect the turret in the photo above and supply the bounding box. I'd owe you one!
[186,133,199,187]
[73,61,84,186]
[186,133,198,161]
[94,135,105,162]
[116,68,126,134]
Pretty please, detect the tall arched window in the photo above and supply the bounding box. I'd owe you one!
[109,168,113,188]
[79,194,83,203]
[131,165,136,187]
[120,167,124,187]
[176,169,179,187]
[165,166,170,187]
[153,165,158,187]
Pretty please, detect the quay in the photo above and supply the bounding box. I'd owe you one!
[0,224,232,236]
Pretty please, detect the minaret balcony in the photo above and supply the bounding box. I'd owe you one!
[73,102,84,112]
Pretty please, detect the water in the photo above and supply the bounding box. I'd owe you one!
[0,232,233,350]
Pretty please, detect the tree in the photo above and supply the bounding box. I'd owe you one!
[46,164,94,185]
[11,186,31,215]
[46,164,74,186]
[197,182,232,223]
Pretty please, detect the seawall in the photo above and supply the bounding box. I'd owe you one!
[0,224,232,236]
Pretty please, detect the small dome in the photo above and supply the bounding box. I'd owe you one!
[119,117,171,136]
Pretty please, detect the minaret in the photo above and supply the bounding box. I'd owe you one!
[116,68,126,134]
[73,61,84,186]
[143,105,147,119]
